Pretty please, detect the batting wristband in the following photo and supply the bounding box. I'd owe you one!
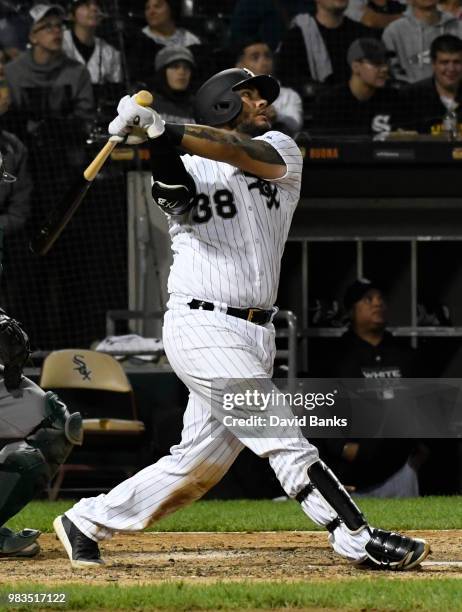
[165,123,185,146]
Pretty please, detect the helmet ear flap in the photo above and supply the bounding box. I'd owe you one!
[210,91,243,126]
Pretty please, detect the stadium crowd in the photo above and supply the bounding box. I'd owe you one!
[1,1,462,140]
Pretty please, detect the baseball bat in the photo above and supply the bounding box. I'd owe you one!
[29,90,153,256]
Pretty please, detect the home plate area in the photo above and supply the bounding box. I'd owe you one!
[1,531,461,585]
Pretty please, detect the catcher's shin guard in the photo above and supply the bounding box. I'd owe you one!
[0,441,50,525]
[296,460,368,533]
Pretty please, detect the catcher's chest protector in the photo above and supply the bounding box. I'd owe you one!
[0,377,82,525]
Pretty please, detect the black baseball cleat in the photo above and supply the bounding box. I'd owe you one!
[53,515,104,568]
[356,528,431,571]
[0,527,41,558]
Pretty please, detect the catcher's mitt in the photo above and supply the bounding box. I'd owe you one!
[0,310,31,391]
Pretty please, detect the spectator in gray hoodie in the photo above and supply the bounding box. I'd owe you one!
[382,0,462,82]
[4,3,94,121]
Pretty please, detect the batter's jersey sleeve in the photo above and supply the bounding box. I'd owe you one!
[253,131,303,205]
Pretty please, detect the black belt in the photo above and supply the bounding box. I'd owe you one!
[188,299,274,325]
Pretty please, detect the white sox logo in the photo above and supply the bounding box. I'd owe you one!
[72,354,92,380]
[245,174,280,209]
[372,115,391,134]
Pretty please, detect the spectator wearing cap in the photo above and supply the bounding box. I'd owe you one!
[312,38,403,134]
[232,38,303,136]
[382,0,462,83]
[312,278,423,498]
[62,0,122,84]
[149,45,195,124]
[127,0,207,88]
[338,279,417,376]
[4,3,93,121]
[400,34,462,132]
[276,0,374,93]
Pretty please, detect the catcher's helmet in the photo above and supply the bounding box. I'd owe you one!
[193,68,280,127]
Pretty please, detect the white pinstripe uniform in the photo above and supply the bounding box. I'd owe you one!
[66,130,370,562]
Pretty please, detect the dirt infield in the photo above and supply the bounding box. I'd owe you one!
[1,530,461,585]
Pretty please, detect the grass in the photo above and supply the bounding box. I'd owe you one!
[1,579,462,611]
[5,496,462,533]
[3,498,462,611]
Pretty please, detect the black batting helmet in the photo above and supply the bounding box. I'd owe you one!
[193,68,280,127]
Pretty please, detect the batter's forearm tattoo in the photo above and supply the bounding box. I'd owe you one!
[184,126,284,165]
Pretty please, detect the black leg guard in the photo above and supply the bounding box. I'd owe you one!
[296,461,431,570]
[296,460,368,534]
[0,442,50,525]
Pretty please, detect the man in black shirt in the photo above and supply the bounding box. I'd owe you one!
[315,279,421,497]
[401,34,462,133]
[312,37,401,134]
[333,279,417,379]
[276,0,373,92]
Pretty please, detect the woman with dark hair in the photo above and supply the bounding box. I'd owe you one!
[149,45,196,124]
[127,0,203,87]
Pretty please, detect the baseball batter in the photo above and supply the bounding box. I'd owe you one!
[54,68,430,571]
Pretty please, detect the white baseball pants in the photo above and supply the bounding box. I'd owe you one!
[66,305,369,562]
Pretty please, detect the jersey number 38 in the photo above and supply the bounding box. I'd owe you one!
[192,189,237,223]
